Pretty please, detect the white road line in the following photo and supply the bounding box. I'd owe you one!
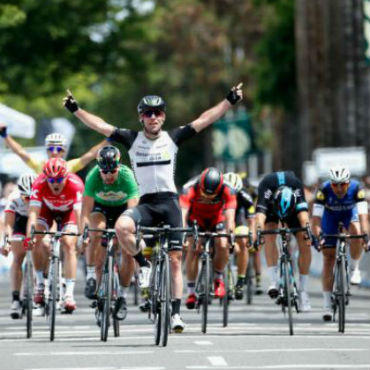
[28,368,165,370]
[187,365,370,369]
[176,348,369,354]
[207,356,228,366]
[14,351,155,356]
[194,340,213,346]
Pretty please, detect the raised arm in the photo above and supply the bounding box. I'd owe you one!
[78,139,108,168]
[63,90,116,137]
[0,124,32,163]
[190,83,243,133]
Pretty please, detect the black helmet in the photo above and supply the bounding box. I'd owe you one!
[137,95,166,114]
[273,186,297,219]
[199,167,224,195]
[97,146,121,171]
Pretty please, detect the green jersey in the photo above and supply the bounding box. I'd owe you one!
[84,164,139,206]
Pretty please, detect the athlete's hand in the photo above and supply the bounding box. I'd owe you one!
[0,244,9,257]
[0,123,8,138]
[77,234,88,255]
[226,83,243,105]
[63,89,79,113]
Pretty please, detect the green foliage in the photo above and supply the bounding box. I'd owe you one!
[253,0,296,111]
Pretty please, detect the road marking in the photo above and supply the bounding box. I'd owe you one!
[207,356,228,366]
[187,365,370,369]
[28,368,165,370]
[176,348,368,354]
[194,340,213,346]
[14,351,155,356]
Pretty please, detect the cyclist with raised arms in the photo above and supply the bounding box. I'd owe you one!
[0,174,37,319]
[81,145,139,321]
[311,165,369,321]
[255,171,312,312]
[25,158,84,313]
[63,83,243,332]
[223,172,255,299]
[0,125,106,174]
[180,168,236,308]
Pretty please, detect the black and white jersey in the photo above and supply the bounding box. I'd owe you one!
[4,190,29,217]
[110,124,196,197]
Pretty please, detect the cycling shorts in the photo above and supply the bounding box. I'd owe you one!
[37,205,78,233]
[13,214,28,236]
[92,202,127,228]
[122,192,183,251]
[322,208,359,247]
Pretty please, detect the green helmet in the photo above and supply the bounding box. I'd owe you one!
[137,95,166,114]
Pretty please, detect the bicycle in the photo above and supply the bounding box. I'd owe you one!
[31,226,79,341]
[321,225,367,333]
[256,225,311,335]
[194,232,249,332]
[3,235,33,338]
[136,224,196,347]
[83,226,121,341]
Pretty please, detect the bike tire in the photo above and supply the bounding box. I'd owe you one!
[101,255,112,342]
[338,257,346,333]
[49,257,59,342]
[133,273,139,306]
[283,261,294,336]
[153,261,161,346]
[245,258,253,305]
[160,253,171,347]
[201,255,210,334]
[113,268,120,337]
[222,262,230,327]
[25,254,33,339]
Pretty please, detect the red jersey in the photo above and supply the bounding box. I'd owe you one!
[30,173,84,212]
[179,179,237,229]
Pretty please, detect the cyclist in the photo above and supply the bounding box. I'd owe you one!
[180,168,236,307]
[0,124,106,173]
[224,172,255,299]
[25,158,84,313]
[81,145,139,321]
[311,165,369,321]
[255,171,312,312]
[0,174,37,319]
[63,83,243,332]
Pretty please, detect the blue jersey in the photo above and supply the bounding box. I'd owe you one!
[314,180,365,213]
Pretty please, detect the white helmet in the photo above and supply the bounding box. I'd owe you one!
[17,173,37,197]
[45,133,67,148]
[224,172,243,192]
[329,165,351,183]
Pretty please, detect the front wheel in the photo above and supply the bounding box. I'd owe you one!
[337,257,346,333]
[159,254,170,347]
[24,253,33,339]
[49,257,59,342]
[283,261,294,336]
[201,255,210,334]
[101,256,113,342]
[222,262,231,327]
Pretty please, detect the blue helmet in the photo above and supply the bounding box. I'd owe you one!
[273,186,297,219]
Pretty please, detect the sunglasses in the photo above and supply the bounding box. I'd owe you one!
[47,177,65,184]
[47,146,65,153]
[143,109,163,118]
[100,168,118,175]
[331,182,349,189]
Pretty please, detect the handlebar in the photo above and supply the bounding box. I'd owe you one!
[31,225,79,238]
[82,225,116,241]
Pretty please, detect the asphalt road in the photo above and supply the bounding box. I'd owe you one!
[0,269,369,370]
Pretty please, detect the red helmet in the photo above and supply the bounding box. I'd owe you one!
[43,158,67,178]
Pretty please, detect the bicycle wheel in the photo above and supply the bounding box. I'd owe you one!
[337,256,346,333]
[159,253,171,347]
[153,261,161,346]
[283,261,294,336]
[222,262,230,327]
[101,255,113,342]
[49,257,59,341]
[201,255,210,334]
[113,268,120,337]
[245,257,253,305]
[24,253,33,339]
[133,273,139,306]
